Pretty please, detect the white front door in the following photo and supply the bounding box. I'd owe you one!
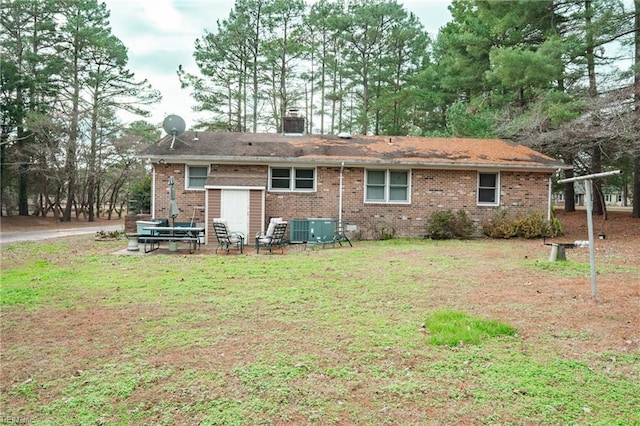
[221,189,249,235]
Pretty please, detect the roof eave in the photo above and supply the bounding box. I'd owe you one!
[142,154,570,172]
[204,185,266,190]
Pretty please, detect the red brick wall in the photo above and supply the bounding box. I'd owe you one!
[153,163,207,226]
[267,167,551,239]
[154,163,550,241]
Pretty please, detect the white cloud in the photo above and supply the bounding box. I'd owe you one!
[104,0,451,130]
[123,35,181,56]
[105,0,221,127]
[132,0,191,31]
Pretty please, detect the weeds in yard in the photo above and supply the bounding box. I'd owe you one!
[532,259,637,277]
[1,237,638,425]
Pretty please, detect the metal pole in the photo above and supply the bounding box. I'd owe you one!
[151,162,157,217]
[584,180,597,298]
[338,162,344,231]
[557,170,621,299]
[557,170,621,184]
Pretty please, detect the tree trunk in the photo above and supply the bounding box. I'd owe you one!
[308,37,315,135]
[633,0,640,218]
[95,180,101,218]
[0,125,9,216]
[17,130,29,216]
[332,56,340,133]
[252,5,261,134]
[280,21,288,133]
[564,156,576,212]
[592,145,604,215]
[585,0,597,98]
[320,36,326,135]
[87,88,100,222]
[243,60,248,133]
[361,72,369,135]
[63,51,80,223]
[12,13,29,217]
[236,74,243,132]
[584,0,605,216]
[633,155,640,218]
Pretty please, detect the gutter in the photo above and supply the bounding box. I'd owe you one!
[142,154,570,173]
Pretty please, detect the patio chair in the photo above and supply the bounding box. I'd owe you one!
[254,217,282,245]
[334,226,353,247]
[255,221,288,254]
[212,219,245,254]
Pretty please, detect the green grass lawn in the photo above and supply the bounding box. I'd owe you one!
[1,237,638,425]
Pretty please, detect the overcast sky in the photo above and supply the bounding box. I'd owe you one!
[103,0,453,131]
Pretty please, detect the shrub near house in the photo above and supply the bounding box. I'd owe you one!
[427,210,476,240]
[482,209,563,239]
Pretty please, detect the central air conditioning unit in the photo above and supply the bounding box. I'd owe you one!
[290,219,310,243]
[289,218,335,243]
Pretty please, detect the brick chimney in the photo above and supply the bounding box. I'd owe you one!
[283,109,305,134]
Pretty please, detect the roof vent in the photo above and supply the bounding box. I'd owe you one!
[337,132,351,139]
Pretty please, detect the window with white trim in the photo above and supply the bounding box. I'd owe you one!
[186,165,208,189]
[477,172,499,205]
[365,169,410,203]
[270,167,316,191]
[604,193,621,203]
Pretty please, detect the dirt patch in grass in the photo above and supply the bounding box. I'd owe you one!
[554,209,640,240]
[475,210,639,354]
[1,210,638,424]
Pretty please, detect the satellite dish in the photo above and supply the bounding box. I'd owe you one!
[163,115,186,149]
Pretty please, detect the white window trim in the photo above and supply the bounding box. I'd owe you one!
[364,169,411,204]
[477,171,500,206]
[185,164,209,191]
[269,166,317,192]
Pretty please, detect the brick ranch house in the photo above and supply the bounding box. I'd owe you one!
[138,131,569,244]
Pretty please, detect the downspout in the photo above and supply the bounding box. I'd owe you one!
[151,160,156,218]
[548,174,554,221]
[338,162,344,231]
